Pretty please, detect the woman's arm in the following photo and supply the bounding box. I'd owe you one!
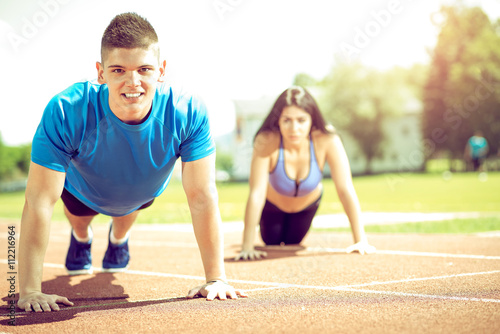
[325,134,375,254]
[235,133,274,260]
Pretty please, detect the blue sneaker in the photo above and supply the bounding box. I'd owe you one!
[102,224,130,273]
[65,230,93,275]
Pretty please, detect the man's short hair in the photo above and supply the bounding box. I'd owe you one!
[101,12,159,63]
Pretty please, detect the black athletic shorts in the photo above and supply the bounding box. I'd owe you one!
[61,188,155,217]
[259,194,322,245]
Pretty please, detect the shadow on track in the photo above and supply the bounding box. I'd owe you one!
[0,273,190,326]
[224,244,348,262]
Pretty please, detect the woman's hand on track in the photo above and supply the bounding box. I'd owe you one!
[346,241,376,255]
[234,249,268,261]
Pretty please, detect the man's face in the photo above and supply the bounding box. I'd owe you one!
[96,45,165,124]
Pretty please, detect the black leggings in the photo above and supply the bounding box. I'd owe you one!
[259,195,321,245]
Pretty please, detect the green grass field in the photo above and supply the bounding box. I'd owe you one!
[1,172,499,233]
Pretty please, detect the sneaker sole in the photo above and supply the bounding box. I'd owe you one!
[101,265,129,273]
[66,267,93,276]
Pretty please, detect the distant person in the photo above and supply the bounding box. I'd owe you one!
[464,131,489,172]
[18,12,246,313]
[235,86,375,261]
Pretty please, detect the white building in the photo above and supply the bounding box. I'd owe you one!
[215,97,424,180]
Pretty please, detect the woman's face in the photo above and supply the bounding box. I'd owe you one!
[278,105,312,143]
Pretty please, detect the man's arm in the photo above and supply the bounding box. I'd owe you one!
[18,162,73,311]
[181,153,246,300]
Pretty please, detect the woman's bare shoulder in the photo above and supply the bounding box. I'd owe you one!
[311,129,339,147]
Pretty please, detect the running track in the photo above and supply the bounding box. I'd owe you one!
[1,219,499,333]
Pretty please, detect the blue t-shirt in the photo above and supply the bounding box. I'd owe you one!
[468,136,488,159]
[31,81,215,216]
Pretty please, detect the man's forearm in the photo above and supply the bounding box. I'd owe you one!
[19,203,52,297]
[189,200,226,282]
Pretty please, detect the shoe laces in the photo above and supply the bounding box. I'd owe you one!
[107,242,129,263]
[73,242,91,261]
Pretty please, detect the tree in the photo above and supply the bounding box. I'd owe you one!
[422,5,500,164]
[302,62,424,174]
[0,133,11,180]
[16,143,32,175]
[0,132,32,182]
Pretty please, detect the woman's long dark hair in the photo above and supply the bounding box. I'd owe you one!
[254,86,334,140]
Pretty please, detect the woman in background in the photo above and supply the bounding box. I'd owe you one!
[235,86,375,261]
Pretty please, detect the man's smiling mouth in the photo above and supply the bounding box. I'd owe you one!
[123,93,143,98]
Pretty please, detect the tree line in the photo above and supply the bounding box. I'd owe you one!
[422,5,500,161]
[2,4,499,182]
[295,4,500,173]
[0,134,31,182]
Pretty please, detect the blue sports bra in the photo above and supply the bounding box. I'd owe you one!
[269,136,322,197]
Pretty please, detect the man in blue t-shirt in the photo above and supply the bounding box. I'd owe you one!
[18,12,246,313]
[465,130,489,171]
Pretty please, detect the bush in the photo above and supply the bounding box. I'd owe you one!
[0,134,31,182]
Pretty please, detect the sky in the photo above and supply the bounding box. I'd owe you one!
[1,0,500,145]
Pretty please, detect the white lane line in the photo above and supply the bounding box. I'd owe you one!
[4,232,499,259]
[93,267,500,304]
[3,260,500,289]
[375,249,500,260]
[332,270,500,289]
[4,286,497,318]
[36,233,500,259]
[2,261,499,304]
[5,288,498,318]
[243,285,500,303]
[7,260,500,289]
[0,260,288,287]
[340,288,500,303]
[228,270,500,291]
[305,247,500,260]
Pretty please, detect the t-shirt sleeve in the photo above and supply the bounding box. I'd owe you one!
[31,96,77,172]
[178,96,216,162]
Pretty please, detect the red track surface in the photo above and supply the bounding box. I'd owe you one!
[1,219,499,333]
